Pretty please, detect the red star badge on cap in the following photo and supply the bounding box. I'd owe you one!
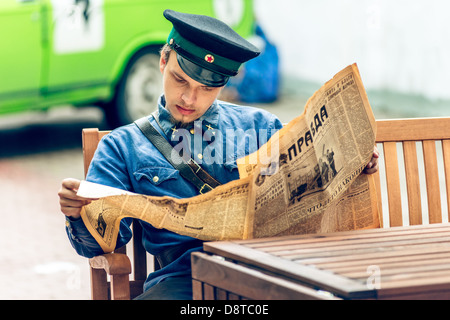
[205,54,215,63]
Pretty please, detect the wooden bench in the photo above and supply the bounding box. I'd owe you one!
[82,117,450,300]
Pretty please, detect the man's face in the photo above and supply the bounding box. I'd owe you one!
[160,51,223,124]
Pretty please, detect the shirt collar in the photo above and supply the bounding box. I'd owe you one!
[156,95,220,136]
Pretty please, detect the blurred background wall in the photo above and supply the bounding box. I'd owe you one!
[254,0,450,118]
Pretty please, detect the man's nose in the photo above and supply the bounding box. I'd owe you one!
[181,87,197,106]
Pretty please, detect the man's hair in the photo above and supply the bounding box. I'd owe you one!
[160,44,172,62]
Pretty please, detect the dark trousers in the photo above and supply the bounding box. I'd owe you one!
[134,275,193,300]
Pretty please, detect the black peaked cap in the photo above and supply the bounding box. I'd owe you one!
[164,9,260,63]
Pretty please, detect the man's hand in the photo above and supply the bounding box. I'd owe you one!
[58,178,97,220]
[364,146,379,175]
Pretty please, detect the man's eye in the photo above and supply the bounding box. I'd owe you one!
[174,76,186,83]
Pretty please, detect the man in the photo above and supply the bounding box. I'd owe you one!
[59,10,379,300]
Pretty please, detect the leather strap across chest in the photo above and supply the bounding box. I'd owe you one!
[134,116,222,194]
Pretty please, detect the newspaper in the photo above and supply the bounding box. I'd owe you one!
[79,63,380,253]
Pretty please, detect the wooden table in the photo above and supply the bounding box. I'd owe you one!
[191,223,450,300]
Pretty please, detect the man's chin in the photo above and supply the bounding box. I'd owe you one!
[170,115,195,128]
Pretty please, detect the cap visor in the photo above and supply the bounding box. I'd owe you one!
[176,54,229,87]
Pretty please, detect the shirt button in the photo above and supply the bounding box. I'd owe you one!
[190,128,195,134]
[153,176,159,183]
[197,154,203,160]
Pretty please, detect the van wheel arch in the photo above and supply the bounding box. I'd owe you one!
[103,45,163,128]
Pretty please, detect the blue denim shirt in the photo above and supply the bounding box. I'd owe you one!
[66,95,283,292]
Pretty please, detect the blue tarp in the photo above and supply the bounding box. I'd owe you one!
[226,25,280,103]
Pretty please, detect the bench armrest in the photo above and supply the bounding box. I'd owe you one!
[89,253,132,275]
[89,253,132,300]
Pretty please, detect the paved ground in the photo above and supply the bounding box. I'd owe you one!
[0,107,105,300]
[0,84,446,299]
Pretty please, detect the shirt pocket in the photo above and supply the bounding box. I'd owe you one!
[133,167,179,186]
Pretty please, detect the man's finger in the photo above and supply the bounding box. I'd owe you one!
[61,178,81,191]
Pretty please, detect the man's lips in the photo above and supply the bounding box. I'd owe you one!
[176,105,195,115]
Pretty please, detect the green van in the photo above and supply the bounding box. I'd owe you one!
[0,0,256,127]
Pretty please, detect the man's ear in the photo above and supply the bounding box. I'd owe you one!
[160,54,167,74]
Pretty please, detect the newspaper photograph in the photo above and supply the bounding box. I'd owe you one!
[79,63,380,253]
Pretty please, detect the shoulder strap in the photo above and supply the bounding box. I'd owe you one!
[134,117,221,194]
